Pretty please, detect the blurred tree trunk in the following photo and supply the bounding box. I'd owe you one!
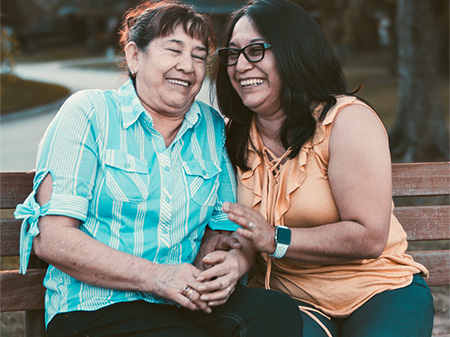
[389,0,449,162]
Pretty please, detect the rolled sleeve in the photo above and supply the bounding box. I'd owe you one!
[47,193,89,221]
[208,147,239,231]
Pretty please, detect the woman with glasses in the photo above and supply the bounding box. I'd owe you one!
[213,0,434,336]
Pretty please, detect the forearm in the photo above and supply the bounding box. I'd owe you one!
[225,202,389,265]
[34,220,155,293]
[284,220,388,264]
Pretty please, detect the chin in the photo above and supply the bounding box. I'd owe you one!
[241,99,263,111]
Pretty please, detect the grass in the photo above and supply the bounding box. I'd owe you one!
[1,74,70,115]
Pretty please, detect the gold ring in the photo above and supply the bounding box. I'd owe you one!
[182,286,194,298]
[248,222,256,230]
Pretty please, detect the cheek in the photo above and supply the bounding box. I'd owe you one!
[270,71,282,96]
[227,68,240,91]
[196,64,207,79]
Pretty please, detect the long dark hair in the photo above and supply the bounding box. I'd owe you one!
[214,0,359,171]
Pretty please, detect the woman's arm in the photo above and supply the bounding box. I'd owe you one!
[225,104,392,264]
[34,174,212,313]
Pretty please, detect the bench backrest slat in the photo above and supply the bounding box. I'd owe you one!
[0,269,46,312]
[409,250,450,287]
[394,205,450,241]
[392,162,450,197]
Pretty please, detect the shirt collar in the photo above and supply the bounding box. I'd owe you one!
[118,79,146,129]
[118,79,201,129]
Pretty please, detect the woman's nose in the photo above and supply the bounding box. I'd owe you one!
[235,53,253,72]
[176,52,195,73]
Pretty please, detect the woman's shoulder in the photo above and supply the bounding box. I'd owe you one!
[63,89,114,109]
[55,89,119,127]
[327,95,388,144]
[322,95,375,126]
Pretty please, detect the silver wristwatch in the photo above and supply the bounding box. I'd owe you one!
[269,225,291,259]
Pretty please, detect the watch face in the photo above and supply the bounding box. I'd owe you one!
[276,227,291,245]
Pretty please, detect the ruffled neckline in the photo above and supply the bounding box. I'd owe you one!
[239,95,358,226]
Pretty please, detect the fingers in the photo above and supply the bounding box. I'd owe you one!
[196,254,239,294]
[196,251,233,280]
[217,235,242,250]
[194,251,240,307]
[223,202,265,229]
[156,264,211,313]
[223,202,275,253]
[194,233,242,271]
[201,250,227,266]
[200,285,235,307]
[179,285,212,313]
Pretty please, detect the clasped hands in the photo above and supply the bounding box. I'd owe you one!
[151,202,274,314]
[149,231,243,314]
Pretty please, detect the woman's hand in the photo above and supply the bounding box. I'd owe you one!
[222,202,276,254]
[148,263,212,313]
[194,229,242,271]
[195,250,242,307]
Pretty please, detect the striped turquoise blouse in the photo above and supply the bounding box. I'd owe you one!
[15,79,238,326]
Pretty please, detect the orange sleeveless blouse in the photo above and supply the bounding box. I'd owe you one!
[238,95,428,318]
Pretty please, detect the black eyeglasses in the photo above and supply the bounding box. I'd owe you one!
[218,43,271,66]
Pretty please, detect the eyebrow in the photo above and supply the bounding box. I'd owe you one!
[165,38,207,52]
[229,38,265,47]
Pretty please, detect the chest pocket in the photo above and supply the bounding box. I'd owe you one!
[182,160,221,207]
[104,150,149,203]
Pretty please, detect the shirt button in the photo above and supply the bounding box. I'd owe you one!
[202,170,207,175]
[165,196,172,203]
[164,166,171,172]
[124,162,131,169]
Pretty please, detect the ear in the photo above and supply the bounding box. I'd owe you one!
[125,42,139,75]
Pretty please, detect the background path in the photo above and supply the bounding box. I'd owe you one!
[0,57,214,171]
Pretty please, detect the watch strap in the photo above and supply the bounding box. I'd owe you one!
[269,242,289,258]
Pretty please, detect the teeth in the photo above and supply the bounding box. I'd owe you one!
[240,79,265,87]
[167,79,189,87]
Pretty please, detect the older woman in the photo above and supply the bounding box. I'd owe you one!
[214,0,434,336]
[15,1,302,336]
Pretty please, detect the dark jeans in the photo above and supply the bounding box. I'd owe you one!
[47,284,303,337]
[298,274,434,337]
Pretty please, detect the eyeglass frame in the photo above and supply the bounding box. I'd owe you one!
[217,42,272,66]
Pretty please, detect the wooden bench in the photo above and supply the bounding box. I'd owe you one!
[1,162,449,337]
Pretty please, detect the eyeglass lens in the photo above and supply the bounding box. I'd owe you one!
[219,43,270,66]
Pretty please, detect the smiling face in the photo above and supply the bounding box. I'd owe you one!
[126,24,207,118]
[227,16,282,117]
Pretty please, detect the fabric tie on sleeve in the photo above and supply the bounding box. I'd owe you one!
[15,195,49,274]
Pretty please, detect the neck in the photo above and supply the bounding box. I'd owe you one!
[152,113,184,147]
[138,95,186,148]
[254,111,286,157]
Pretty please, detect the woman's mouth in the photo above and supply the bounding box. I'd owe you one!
[240,78,266,87]
[167,78,190,87]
